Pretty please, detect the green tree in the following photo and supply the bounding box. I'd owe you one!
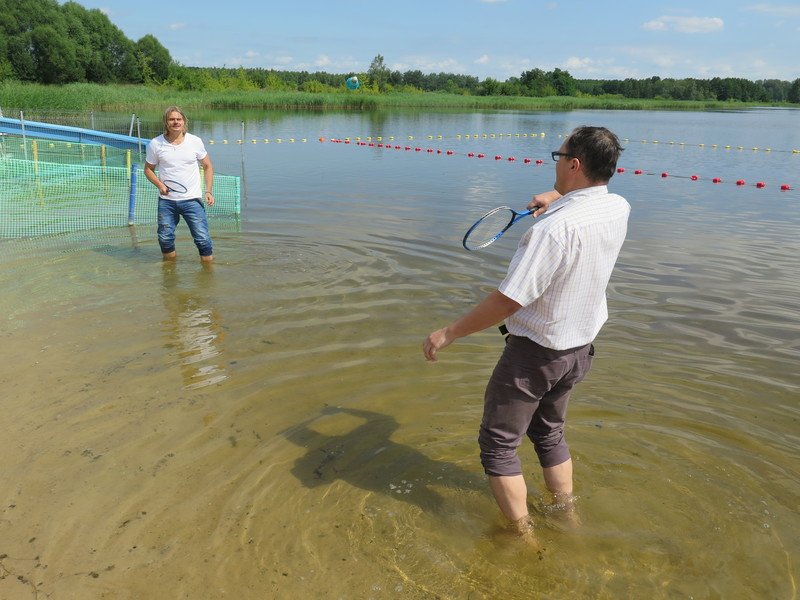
[789,79,800,104]
[136,34,171,82]
[548,68,576,96]
[6,34,37,81]
[31,23,84,83]
[520,68,550,96]
[368,54,389,90]
[480,77,500,96]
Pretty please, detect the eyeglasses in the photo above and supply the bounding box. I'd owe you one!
[551,151,574,162]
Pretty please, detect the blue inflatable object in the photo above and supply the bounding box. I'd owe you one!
[346,76,360,90]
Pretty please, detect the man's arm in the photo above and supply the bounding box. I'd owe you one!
[423,290,522,362]
[528,189,561,216]
[199,155,215,206]
[143,162,168,196]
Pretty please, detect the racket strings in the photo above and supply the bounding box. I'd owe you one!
[463,208,516,249]
[163,179,187,193]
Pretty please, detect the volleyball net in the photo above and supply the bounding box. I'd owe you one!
[0,135,241,239]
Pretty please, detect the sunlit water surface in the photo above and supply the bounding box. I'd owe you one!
[1,109,798,599]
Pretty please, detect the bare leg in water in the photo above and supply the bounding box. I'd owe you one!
[489,458,577,541]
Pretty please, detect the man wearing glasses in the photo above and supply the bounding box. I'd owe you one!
[423,126,630,544]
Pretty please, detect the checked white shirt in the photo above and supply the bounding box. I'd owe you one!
[498,185,630,350]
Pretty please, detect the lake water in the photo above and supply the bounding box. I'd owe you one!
[1,108,798,599]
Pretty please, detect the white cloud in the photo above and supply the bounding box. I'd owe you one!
[643,16,724,33]
[315,55,332,67]
[564,56,599,71]
[393,57,465,73]
[744,4,800,17]
[474,54,490,65]
[562,56,636,78]
[169,23,186,31]
[642,20,666,31]
[222,50,261,67]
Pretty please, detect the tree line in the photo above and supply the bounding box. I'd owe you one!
[0,0,171,84]
[2,0,799,104]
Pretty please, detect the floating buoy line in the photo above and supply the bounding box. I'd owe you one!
[207,131,800,155]
[205,132,796,192]
[317,136,794,192]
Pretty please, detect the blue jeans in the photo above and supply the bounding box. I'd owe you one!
[158,199,213,256]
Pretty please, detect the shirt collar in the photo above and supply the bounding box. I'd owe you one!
[553,184,608,209]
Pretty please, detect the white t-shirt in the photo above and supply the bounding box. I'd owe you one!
[145,133,207,201]
[498,185,630,350]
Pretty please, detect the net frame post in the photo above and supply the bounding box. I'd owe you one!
[128,162,138,226]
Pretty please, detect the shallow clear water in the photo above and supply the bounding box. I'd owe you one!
[1,109,798,599]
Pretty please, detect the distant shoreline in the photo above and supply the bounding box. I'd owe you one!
[0,82,793,113]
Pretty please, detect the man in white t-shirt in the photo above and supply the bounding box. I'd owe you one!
[144,106,216,262]
[423,126,630,542]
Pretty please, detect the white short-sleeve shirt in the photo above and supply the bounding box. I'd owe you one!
[498,185,630,350]
[145,133,208,201]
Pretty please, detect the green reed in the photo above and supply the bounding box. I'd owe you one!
[0,81,765,113]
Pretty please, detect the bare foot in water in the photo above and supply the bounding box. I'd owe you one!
[510,514,543,551]
[544,493,581,530]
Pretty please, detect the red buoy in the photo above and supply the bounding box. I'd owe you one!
[634,170,643,175]
[756,181,766,188]
[494,155,502,160]
[477,153,485,158]
[780,184,791,191]
[661,172,668,178]
[690,175,699,181]
[712,177,722,183]
[468,152,475,157]
[736,179,745,186]
[617,167,625,173]
[523,158,531,164]
[536,159,544,165]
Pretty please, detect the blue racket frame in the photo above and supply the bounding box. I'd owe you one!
[462,206,534,251]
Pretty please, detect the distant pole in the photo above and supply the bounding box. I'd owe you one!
[129,113,136,137]
[137,118,143,161]
[128,163,138,226]
[20,111,28,161]
[240,120,248,208]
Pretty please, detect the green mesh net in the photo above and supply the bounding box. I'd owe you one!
[0,136,240,238]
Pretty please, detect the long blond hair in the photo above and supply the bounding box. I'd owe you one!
[162,106,188,136]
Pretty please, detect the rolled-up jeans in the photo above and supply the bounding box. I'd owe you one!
[157,198,213,257]
[479,335,594,476]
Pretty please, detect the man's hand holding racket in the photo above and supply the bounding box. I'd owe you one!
[528,189,561,216]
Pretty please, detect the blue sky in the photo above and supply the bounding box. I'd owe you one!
[69,0,800,81]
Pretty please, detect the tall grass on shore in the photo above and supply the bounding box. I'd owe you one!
[0,81,770,113]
